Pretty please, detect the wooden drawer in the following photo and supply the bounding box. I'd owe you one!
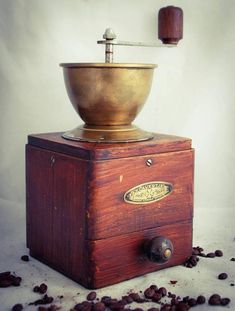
[86,220,192,289]
[87,149,194,239]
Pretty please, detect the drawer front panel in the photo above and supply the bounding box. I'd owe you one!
[87,221,192,289]
[88,149,194,239]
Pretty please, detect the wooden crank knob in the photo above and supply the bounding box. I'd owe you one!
[158,6,183,45]
[145,236,173,263]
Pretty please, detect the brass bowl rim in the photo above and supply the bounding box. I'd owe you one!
[60,63,157,69]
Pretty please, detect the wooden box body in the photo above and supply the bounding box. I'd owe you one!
[26,132,194,289]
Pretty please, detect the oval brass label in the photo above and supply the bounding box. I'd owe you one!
[124,181,173,204]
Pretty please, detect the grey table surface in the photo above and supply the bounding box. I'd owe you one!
[0,198,234,311]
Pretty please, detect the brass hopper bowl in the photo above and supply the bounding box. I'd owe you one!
[60,63,157,143]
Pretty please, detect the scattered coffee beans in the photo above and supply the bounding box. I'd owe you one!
[218,273,228,280]
[29,294,53,306]
[21,255,29,262]
[0,271,22,288]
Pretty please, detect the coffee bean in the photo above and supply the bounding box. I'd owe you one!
[38,307,47,311]
[160,305,170,311]
[87,291,97,301]
[133,308,143,311]
[93,302,105,311]
[230,257,235,261]
[158,287,167,296]
[198,253,206,257]
[215,250,223,257]
[230,283,235,286]
[188,298,197,306]
[208,294,221,305]
[48,306,60,311]
[21,255,29,262]
[144,288,155,298]
[12,304,23,311]
[147,308,159,311]
[218,273,228,280]
[39,283,48,294]
[152,292,162,302]
[220,298,230,306]
[33,285,40,293]
[196,295,206,304]
[206,252,215,258]
[170,280,177,284]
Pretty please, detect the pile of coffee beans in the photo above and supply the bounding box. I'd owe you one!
[0,271,22,287]
[1,247,232,311]
[184,247,224,268]
[71,288,208,311]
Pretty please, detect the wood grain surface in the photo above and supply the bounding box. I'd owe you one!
[87,220,192,288]
[26,133,193,289]
[28,132,191,160]
[87,149,194,239]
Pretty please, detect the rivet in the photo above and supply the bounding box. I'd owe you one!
[50,155,55,166]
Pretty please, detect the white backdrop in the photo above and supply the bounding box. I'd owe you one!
[0,0,234,210]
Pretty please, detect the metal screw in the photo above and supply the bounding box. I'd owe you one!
[146,159,153,166]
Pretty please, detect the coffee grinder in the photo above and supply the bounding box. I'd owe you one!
[26,6,194,289]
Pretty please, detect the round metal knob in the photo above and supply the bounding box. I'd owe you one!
[145,236,173,263]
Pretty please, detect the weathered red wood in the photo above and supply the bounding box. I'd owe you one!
[26,132,194,289]
[26,145,90,286]
[87,149,194,239]
[28,132,191,160]
[87,220,192,288]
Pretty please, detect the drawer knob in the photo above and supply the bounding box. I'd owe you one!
[145,236,173,263]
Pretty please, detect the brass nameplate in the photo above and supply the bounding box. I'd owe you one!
[124,182,173,204]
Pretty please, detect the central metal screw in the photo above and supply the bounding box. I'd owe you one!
[146,159,153,166]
